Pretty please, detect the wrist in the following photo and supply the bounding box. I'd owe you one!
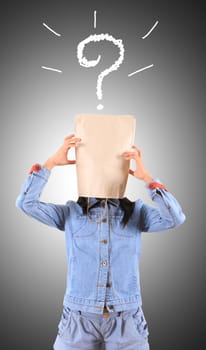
[142,173,153,184]
[44,158,56,170]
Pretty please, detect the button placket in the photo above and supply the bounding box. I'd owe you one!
[96,205,110,302]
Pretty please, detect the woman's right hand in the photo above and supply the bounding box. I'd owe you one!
[44,134,81,170]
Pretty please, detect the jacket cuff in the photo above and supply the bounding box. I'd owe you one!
[28,163,51,179]
[28,163,42,174]
[145,178,168,197]
[148,181,168,191]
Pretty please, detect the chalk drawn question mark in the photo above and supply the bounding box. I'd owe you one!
[77,33,125,110]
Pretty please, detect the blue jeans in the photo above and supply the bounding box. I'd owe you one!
[53,306,150,350]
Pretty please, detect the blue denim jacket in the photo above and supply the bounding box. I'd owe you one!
[16,167,185,314]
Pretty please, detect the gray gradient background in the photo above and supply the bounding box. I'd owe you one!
[1,0,205,349]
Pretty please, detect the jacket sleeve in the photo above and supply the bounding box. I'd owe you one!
[139,179,186,232]
[15,167,69,231]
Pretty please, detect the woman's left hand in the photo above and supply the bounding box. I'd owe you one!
[122,145,153,184]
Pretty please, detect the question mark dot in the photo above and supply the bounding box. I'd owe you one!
[97,104,104,110]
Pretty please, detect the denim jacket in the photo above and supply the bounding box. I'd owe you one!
[16,167,185,314]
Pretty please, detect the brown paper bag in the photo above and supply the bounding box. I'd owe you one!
[74,114,136,198]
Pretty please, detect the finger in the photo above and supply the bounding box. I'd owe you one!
[64,137,81,148]
[122,151,133,156]
[68,140,81,147]
[68,137,81,142]
[122,154,131,159]
[64,134,75,140]
[132,145,141,152]
[132,145,142,157]
[122,152,136,159]
[122,150,137,155]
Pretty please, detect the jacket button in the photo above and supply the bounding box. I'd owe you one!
[100,239,107,244]
[101,261,107,266]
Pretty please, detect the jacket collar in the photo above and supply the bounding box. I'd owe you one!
[87,197,120,209]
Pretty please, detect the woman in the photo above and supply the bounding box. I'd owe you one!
[16,134,186,350]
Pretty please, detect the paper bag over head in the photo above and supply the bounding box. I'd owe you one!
[74,114,136,198]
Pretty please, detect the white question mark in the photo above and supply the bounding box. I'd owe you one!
[77,33,125,110]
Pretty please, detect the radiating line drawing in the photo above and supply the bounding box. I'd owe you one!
[128,64,154,77]
[142,20,159,39]
[41,66,62,73]
[42,22,61,37]
[94,10,97,29]
[41,12,159,108]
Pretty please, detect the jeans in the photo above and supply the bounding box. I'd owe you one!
[53,306,150,350]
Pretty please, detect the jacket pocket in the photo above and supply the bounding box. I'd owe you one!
[131,306,149,339]
[72,215,99,238]
[110,216,136,238]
